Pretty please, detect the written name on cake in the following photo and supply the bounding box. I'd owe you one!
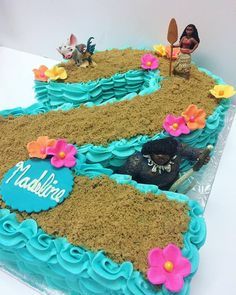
[5,161,65,203]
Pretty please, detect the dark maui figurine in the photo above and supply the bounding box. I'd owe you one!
[57,34,96,67]
[173,24,200,79]
[116,137,209,190]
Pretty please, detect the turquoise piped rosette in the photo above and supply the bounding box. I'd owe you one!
[0,69,161,118]
[0,103,51,118]
[0,172,206,295]
[34,69,162,108]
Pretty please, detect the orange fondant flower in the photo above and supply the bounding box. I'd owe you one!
[165,46,180,60]
[182,104,206,130]
[33,65,48,82]
[45,66,67,81]
[209,85,236,99]
[27,136,56,159]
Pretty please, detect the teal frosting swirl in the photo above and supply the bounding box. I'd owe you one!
[0,103,50,117]
[33,69,162,109]
[1,69,161,118]
[0,176,206,295]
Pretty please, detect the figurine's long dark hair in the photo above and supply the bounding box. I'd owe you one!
[180,24,200,49]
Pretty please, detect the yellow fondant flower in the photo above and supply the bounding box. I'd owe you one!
[45,66,67,81]
[209,85,236,99]
[153,44,166,57]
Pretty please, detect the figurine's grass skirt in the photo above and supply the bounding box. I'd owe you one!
[173,53,191,78]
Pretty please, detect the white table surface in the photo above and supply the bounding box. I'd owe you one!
[0,47,235,295]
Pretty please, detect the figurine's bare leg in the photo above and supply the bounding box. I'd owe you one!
[80,60,90,68]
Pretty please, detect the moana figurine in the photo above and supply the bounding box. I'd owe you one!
[173,24,200,79]
[115,137,209,190]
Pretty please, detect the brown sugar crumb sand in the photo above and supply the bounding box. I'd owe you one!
[0,65,218,152]
[58,49,208,83]
[19,176,190,274]
[59,49,149,83]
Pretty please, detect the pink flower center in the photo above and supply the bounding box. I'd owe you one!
[40,72,45,78]
[146,61,152,66]
[163,261,174,272]
[189,116,195,122]
[40,147,46,154]
[219,90,224,96]
[172,123,179,130]
[58,151,66,159]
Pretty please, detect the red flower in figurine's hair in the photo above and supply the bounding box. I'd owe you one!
[46,139,77,168]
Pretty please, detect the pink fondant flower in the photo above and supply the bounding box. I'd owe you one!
[46,139,77,168]
[141,53,159,70]
[147,244,191,292]
[27,136,56,159]
[163,114,190,136]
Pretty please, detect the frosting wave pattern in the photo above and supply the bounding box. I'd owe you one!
[34,69,161,108]
[0,103,51,118]
[0,176,206,295]
[0,69,161,118]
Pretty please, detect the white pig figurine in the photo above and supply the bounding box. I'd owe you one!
[57,34,96,67]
